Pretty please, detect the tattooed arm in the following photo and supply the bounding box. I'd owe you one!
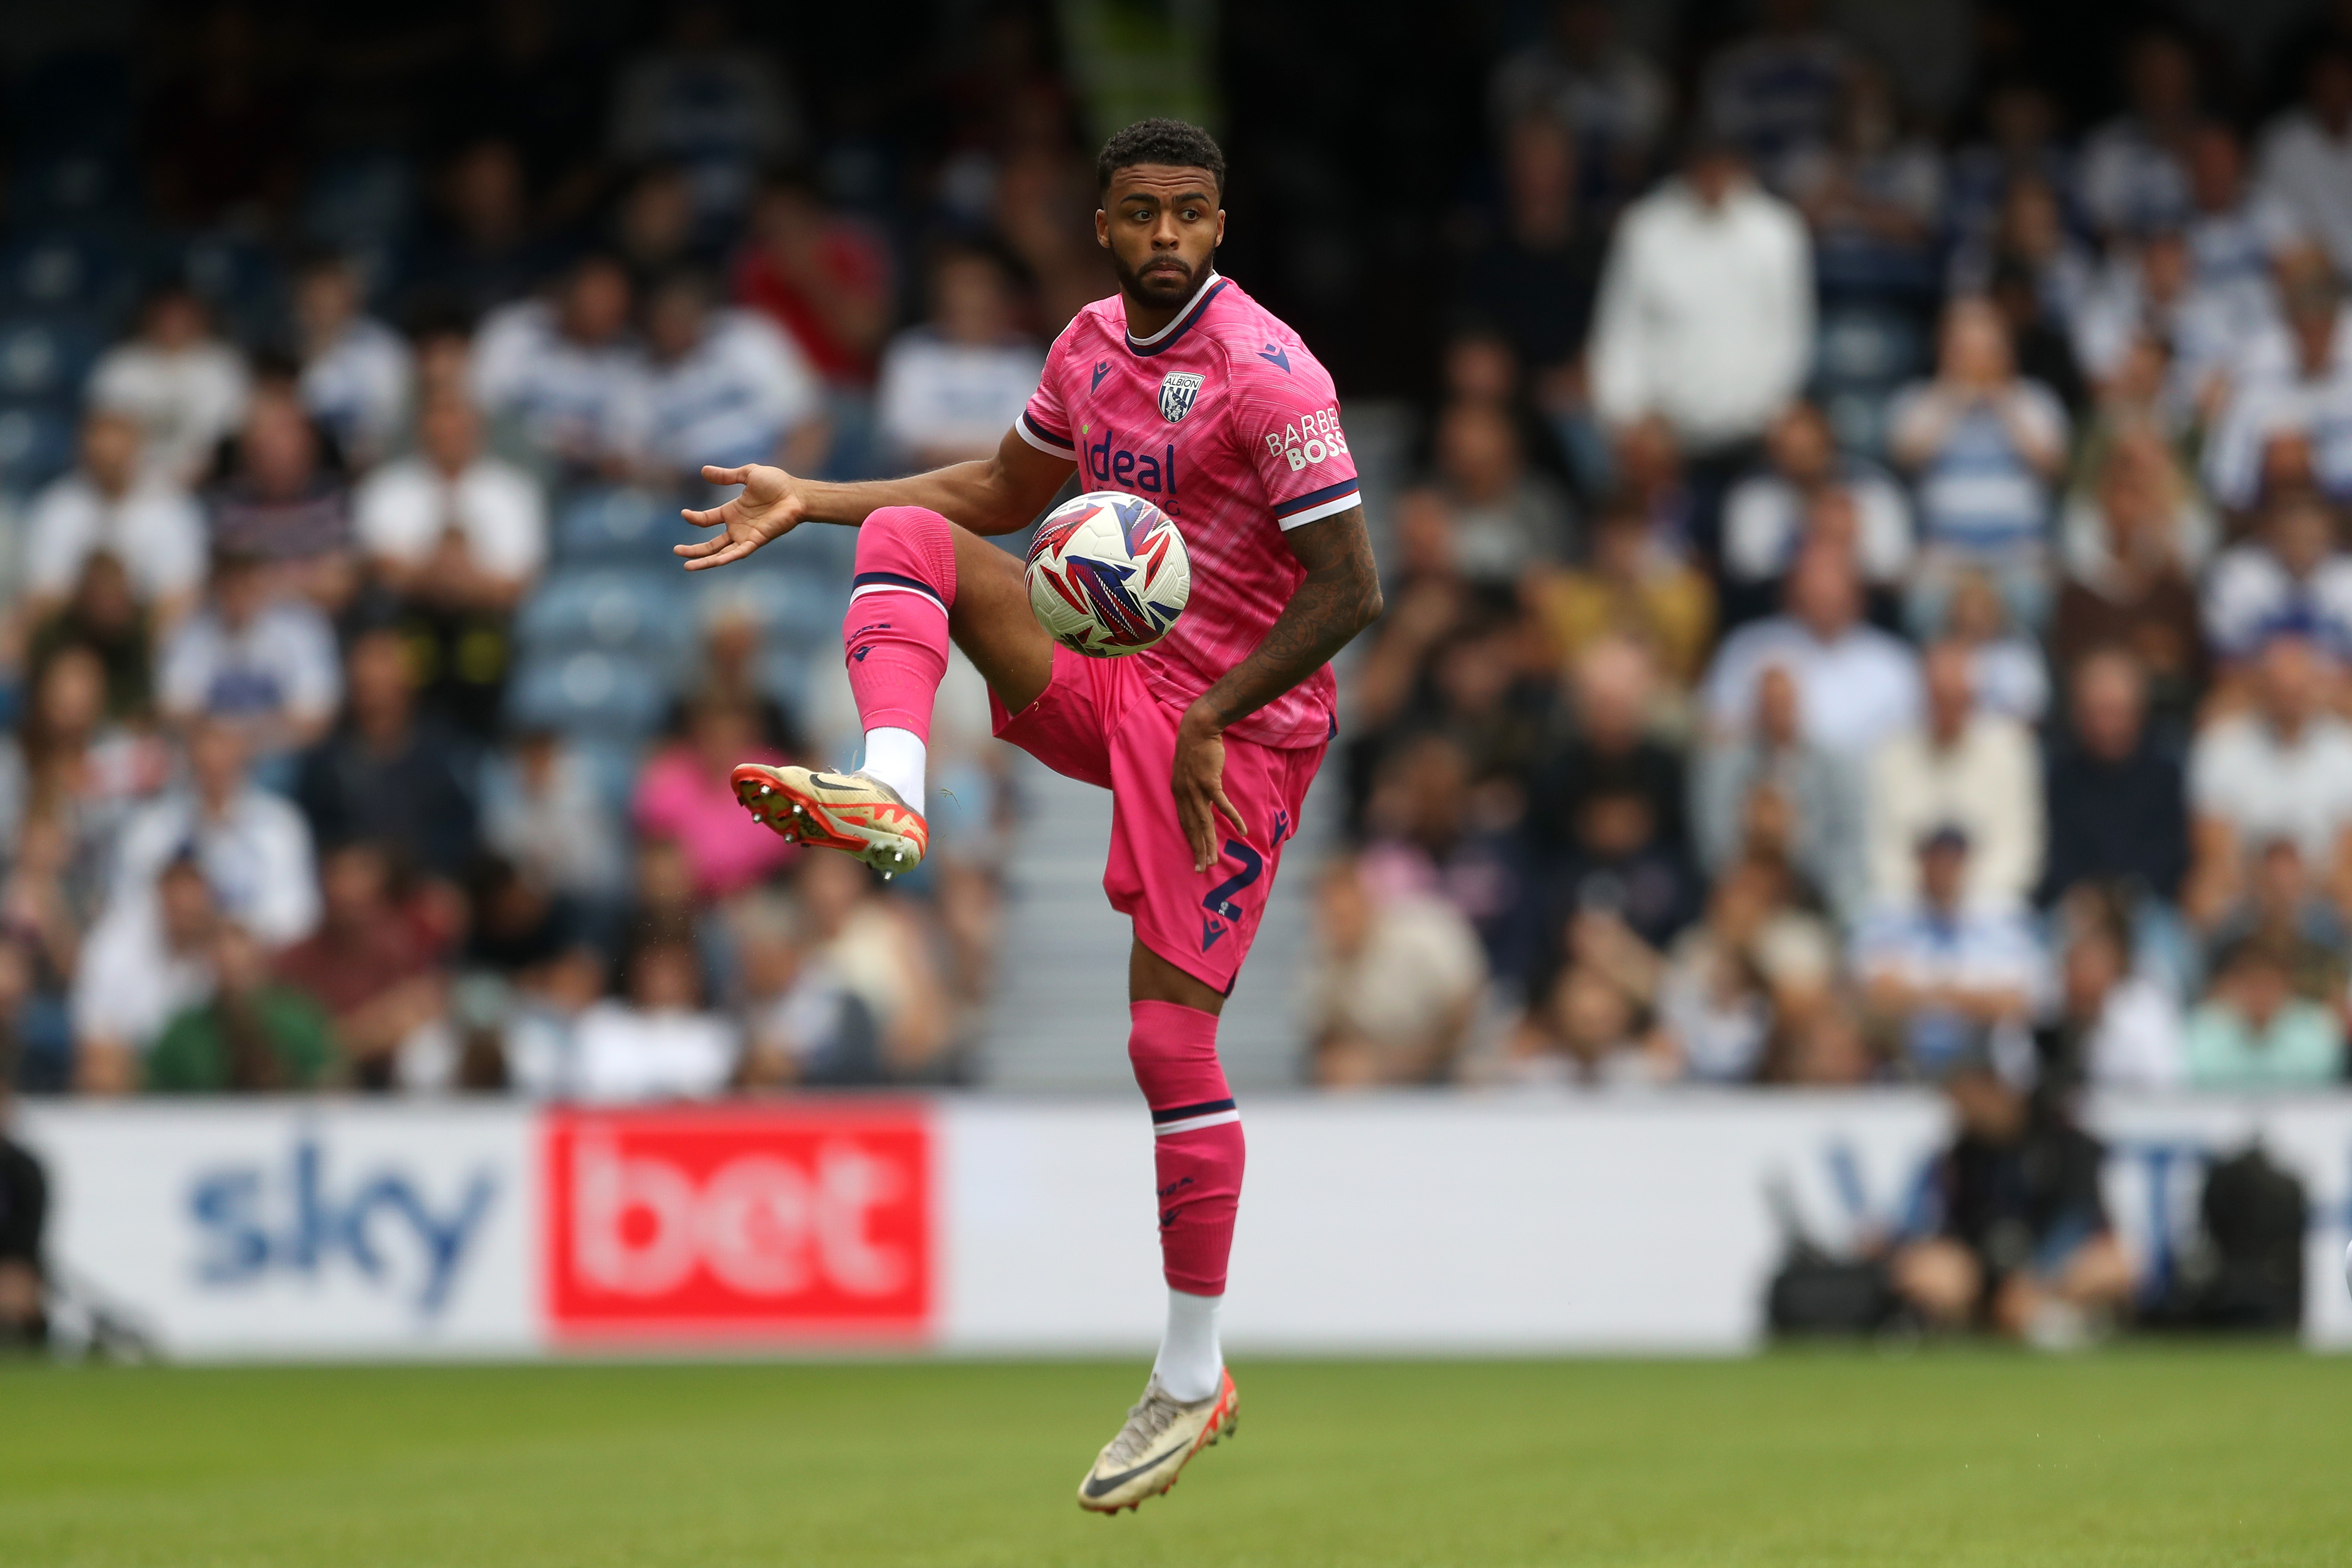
[1171,506,1384,871]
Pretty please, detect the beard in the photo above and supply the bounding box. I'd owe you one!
[1109,247,1200,308]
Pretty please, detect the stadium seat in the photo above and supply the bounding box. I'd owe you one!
[0,314,107,403]
[0,402,77,493]
[0,230,136,320]
[1812,306,1928,458]
[3,147,137,229]
[689,568,849,653]
[505,649,673,738]
[553,486,706,564]
[513,567,698,673]
[163,231,285,348]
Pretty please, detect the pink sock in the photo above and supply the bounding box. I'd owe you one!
[1130,1000,1244,1296]
[844,506,957,742]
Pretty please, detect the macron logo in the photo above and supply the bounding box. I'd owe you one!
[1257,343,1291,373]
[1092,360,1112,392]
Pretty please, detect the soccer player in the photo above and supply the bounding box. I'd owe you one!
[675,119,1382,1512]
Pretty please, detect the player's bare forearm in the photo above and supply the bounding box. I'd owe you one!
[1170,507,1382,869]
[675,427,1070,569]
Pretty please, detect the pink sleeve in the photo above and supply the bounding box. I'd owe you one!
[1234,356,1361,530]
[1014,328,1078,460]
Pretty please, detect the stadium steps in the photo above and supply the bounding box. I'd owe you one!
[973,740,1331,1094]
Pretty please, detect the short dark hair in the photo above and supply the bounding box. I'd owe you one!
[1097,118,1226,199]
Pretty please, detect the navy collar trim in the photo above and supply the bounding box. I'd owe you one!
[1125,273,1225,358]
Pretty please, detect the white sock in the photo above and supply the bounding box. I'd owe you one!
[860,726,926,811]
[1152,1287,1224,1401]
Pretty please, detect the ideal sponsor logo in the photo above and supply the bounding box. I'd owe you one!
[543,1106,932,1339]
[187,1136,498,1319]
[1082,425,1179,498]
[1264,405,1349,471]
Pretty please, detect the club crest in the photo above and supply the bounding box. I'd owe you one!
[1157,372,1204,424]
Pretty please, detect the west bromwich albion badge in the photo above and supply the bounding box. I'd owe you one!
[1157,372,1204,423]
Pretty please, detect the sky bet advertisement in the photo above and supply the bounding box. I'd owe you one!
[17,1095,2352,1357]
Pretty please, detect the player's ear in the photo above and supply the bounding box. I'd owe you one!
[1213,209,1225,249]
[1095,207,1110,250]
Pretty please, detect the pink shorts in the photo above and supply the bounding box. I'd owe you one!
[991,646,1326,993]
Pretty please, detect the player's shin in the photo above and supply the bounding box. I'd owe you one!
[1130,999,1244,1402]
[843,505,958,810]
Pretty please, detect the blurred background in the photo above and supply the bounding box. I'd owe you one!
[2,0,2352,1354]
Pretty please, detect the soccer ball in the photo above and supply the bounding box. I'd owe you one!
[1024,490,1190,658]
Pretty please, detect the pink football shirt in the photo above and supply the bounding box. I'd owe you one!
[1016,272,1361,748]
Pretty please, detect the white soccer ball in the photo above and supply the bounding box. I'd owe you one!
[1024,490,1190,658]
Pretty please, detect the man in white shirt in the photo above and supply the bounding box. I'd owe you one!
[156,552,343,763]
[86,285,249,486]
[2200,488,2352,668]
[293,254,413,467]
[2203,273,2352,510]
[1306,856,1487,1087]
[875,247,1047,468]
[1864,641,2044,907]
[625,269,822,481]
[354,391,546,608]
[2186,632,2352,925]
[21,410,205,623]
[70,855,218,1093]
[110,718,319,949]
[470,255,648,475]
[1851,827,2044,1081]
[1703,542,1922,756]
[1590,138,1813,458]
[2256,46,2352,282]
[1721,399,1913,590]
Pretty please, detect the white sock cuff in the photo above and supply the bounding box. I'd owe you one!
[861,727,927,811]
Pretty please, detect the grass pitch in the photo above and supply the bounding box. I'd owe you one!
[1,1349,2346,1567]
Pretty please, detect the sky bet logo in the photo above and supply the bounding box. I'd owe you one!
[1082,426,1179,499]
[187,1137,498,1319]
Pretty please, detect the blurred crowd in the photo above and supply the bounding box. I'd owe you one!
[1311,0,2352,1127]
[4,0,2352,1132]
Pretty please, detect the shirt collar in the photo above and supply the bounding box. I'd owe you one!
[1125,270,1222,352]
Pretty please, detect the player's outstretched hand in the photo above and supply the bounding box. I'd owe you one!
[675,463,808,570]
[1172,705,1248,873]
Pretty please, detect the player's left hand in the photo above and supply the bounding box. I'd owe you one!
[1172,704,1247,873]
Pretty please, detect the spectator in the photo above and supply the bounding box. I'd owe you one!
[1453,115,1608,404]
[2254,43,2352,282]
[481,730,629,904]
[1529,637,1686,860]
[2184,634,2352,930]
[1781,62,1944,298]
[146,922,335,1093]
[1429,399,1574,583]
[1889,296,2070,631]
[629,269,823,481]
[1945,83,2076,278]
[1528,497,1715,691]
[471,255,648,476]
[798,850,953,1081]
[157,550,342,767]
[2041,890,2185,1092]
[2203,272,2352,512]
[1698,0,1851,181]
[26,553,157,725]
[613,164,700,287]
[0,987,45,1342]
[1865,642,2043,907]
[274,841,445,1091]
[71,855,219,1093]
[733,172,894,386]
[2204,837,2349,1004]
[875,247,1047,468]
[1590,135,1813,488]
[1486,0,1670,204]
[0,643,170,860]
[1703,543,1922,756]
[407,140,550,321]
[1502,930,1675,1088]
[1940,566,2049,725]
[291,254,413,468]
[2182,938,2347,1090]
[205,391,357,607]
[609,2,802,233]
[112,718,318,947]
[1720,400,1913,601]
[2077,29,2200,238]
[354,390,546,733]
[21,411,206,627]
[2072,230,2249,408]
[2048,431,2209,721]
[731,891,882,1088]
[1691,662,1868,923]
[2202,488,2352,676]
[1306,856,1487,1088]
[2183,123,2294,318]
[293,626,480,881]
[87,285,251,486]
[571,926,740,1103]
[1949,174,2097,357]
[1657,856,1836,1083]
[1891,1056,2134,1343]
[2040,650,2189,908]
[633,694,796,902]
[1852,827,2042,1081]
[1608,413,1696,557]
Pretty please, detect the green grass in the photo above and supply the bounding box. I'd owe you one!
[0,1349,2346,1566]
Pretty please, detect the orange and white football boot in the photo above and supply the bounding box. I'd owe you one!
[730,763,928,877]
[1076,1369,1239,1514]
